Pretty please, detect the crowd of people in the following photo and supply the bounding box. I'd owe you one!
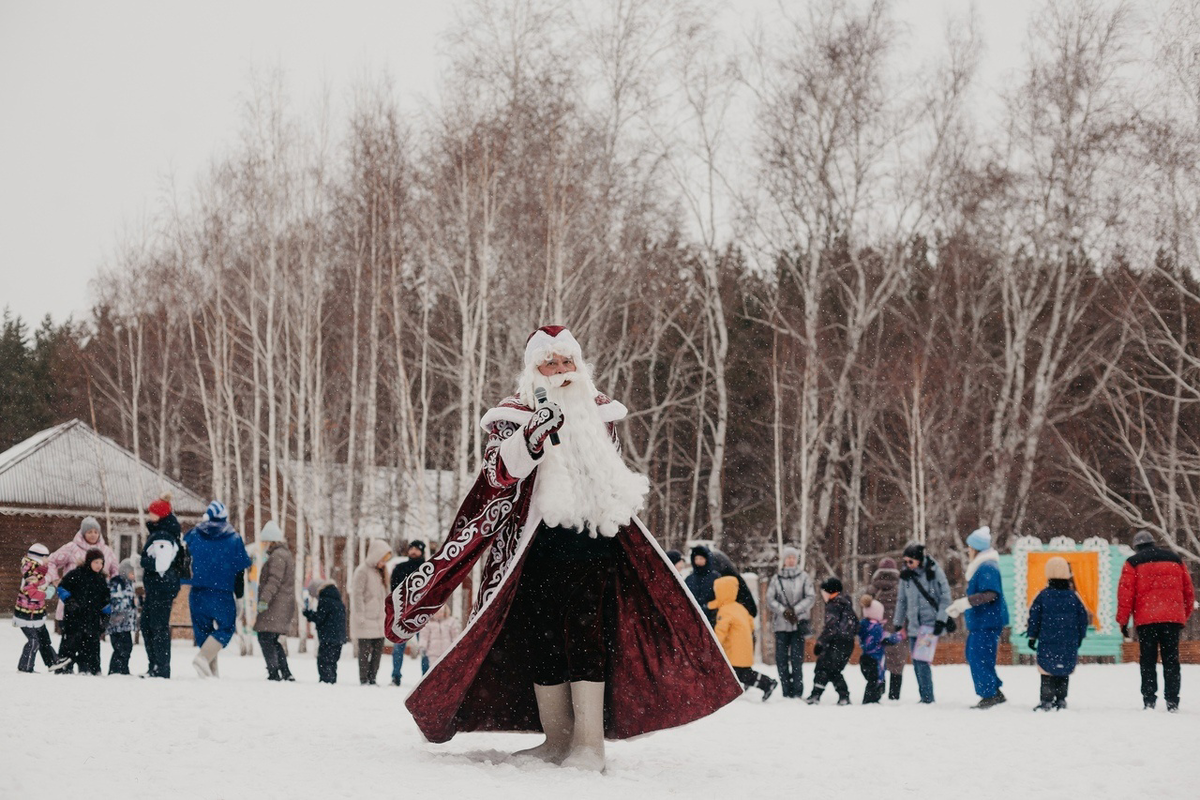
[673,525,1195,712]
[12,495,455,686]
[10,493,1197,713]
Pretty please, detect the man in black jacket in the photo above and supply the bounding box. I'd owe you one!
[388,541,427,686]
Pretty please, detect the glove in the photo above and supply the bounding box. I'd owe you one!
[946,597,970,618]
[258,600,269,613]
[813,643,824,656]
[101,604,112,615]
[524,398,565,456]
[933,620,946,636]
[1027,638,1037,651]
[56,587,71,601]
[783,608,798,625]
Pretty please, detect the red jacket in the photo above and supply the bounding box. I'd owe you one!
[1116,546,1195,627]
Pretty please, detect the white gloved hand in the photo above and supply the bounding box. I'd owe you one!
[946,597,971,618]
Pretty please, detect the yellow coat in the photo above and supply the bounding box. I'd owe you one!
[709,575,754,667]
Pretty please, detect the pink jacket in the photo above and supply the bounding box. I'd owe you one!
[47,531,118,621]
[421,615,463,666]
[47,530,119,584]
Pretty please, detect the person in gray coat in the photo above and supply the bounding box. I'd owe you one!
[894,543,951,703]
[253,521,296,681]
[768,545,816,698]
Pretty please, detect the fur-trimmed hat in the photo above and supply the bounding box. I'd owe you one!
[83,547,106,568]
[820,577,843,594]
[524,325,583,370]
[1044,556,1071,581]
[782,545,801,562]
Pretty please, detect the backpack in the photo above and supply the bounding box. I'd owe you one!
[173,542,192,579]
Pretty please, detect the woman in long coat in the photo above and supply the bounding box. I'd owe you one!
[254,521,296,681]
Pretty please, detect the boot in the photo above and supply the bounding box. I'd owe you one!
[514,683,574,763]
[193,637,223,679]
[267,667,281,681]
[1053,677,1069,710]
[888,673,902,701]
[758,675,778,702]
[561,681,606,772]
[805,687,824,705]
[1033,675,1054,711]
[280,663,295,682]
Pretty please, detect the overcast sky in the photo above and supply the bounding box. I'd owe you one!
[0,0,1043,328]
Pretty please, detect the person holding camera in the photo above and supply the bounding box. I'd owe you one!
[894,542,952,704]
[768,546,815,699]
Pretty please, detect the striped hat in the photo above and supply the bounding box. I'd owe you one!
[205,500,228,521]
[26,543,50,562]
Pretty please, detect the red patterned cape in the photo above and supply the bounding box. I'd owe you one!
[385,394,743,744]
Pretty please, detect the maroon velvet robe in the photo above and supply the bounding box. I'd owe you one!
[385,394,743,744]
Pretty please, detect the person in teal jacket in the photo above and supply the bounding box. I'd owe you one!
[947,526,1009,708]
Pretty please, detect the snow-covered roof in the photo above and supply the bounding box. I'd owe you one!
[0,419,207,516]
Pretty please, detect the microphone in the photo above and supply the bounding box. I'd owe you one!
[533,387,560,446]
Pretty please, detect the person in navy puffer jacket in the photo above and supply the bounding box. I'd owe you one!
[184,501,252,679]
[1027,556,1090,711]
[947,526,1010,709]
[304,579,347,684]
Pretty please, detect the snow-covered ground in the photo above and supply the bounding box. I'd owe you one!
[3,625,1196,799]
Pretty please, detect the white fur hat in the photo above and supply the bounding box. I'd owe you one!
[524,325,583,370]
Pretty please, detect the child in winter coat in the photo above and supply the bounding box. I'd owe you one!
[106,559,139,675]
[419,604,463,674]
[14,543,58,672]
[858,595,905,704]
[1027,556,1090,711]
[807,577,857,705]
[710,575,778,700]
[304,579,347,684]
[52,548,112,675]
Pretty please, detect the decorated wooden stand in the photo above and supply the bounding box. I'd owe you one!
[999,536,1133,663]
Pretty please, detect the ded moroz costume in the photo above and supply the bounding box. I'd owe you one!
[386,326,742,767]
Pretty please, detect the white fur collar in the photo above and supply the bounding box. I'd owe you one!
[965,548,999,582]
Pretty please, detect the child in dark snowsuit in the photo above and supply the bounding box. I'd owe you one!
[15,543,58,672]
[52,549,112,675]
[106,559,139,674]
[710,575,778,700]
[807,577,857,705]
[858,596,905,704]
[304,579,347,684]
[1027,556,1090,711]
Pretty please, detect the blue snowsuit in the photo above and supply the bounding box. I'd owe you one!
[184,519,252,646]
[964,551,1009,699]
[1027,582,1089,676]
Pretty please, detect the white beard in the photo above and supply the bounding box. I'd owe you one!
[527,374,650,537]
